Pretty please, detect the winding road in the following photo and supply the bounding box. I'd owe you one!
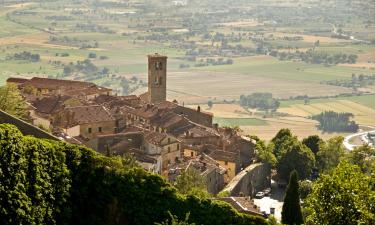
[343,125,375,150]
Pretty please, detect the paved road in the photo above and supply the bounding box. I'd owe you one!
[253,180,284,221]
[343,126,375,150]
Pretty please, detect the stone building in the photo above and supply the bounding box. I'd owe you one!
[53,105,116,139]
[140,53,168,104]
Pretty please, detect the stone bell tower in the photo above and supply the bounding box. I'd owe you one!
[148,53,167,104]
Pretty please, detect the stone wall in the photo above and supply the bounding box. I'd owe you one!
[0,110,59,141]
[222,163,271,197]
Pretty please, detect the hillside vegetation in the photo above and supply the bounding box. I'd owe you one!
[0,124,268,225]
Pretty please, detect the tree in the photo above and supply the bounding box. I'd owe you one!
[174,168,210,198]
[276,137,315,180]
[302,135,323,155]
[346,144,375,174]
[305,162,375,225]
[316,136,345,172]
[155,212,195,225]
[0,83,28,119]
[271,128,293,158]
[207,100,213,109]
[255,139,277,167]
[281,170,303,225]
[88,52,97,58]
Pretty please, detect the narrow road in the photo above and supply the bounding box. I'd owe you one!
[343,125,375,150]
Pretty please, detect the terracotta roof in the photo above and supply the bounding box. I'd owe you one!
[127,148,158,164]
[216,197,262,217]
[209,150,238,162]
[130,104,166,119]
[151,111,188,129]
[94,95,140,109]
[31,95,71,114]
[156,101,178,110]
[22,77,111,94]
[23,77,92,89]
[6,77,29,84]
[144,131,169,145]
[60,105,114,127]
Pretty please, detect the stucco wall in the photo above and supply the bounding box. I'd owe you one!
[222,163,271,197]
[0,110,59,140]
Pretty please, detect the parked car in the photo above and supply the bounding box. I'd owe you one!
[264,188,271,196]
[255,191,265,198]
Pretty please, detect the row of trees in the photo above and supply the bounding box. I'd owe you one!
[6,51,40,62]
[0,124,268,225]
[240,93,280,111]
[312,111,359,132]
[270,49,358,65]
[253,129,352,181]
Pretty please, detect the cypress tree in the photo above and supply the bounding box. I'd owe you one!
[281,170,304,225]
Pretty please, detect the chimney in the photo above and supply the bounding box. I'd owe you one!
[197,106,201,112]
[213,123,219,131]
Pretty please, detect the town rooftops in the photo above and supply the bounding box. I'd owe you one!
[31,95,72,115]
[6,77,29,84]
[60,105,114,128]
[144,131,179,146]
[20,77,111,93]
[216,197,262,217]
[209,150,238,162]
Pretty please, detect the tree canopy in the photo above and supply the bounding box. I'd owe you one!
[305,161,375,225]
[0,83,28,119]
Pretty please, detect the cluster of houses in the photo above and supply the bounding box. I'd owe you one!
[7,54,265,195]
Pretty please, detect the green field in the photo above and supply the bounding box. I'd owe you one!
[280,94,375,109]
[213,117,268,127]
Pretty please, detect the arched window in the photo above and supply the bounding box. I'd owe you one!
[155,61,162,70]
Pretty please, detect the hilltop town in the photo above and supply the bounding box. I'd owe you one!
[6,53,270,210]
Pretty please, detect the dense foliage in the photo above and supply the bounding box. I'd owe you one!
[312,111,359,132]
[305,162,375,225]
[281,171,303,225]
[239,93,280,111]
[0,124,268,225]
[6,51,40,62]
[0,83,28,120]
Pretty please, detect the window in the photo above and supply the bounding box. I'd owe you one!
[191,152,194,157]
[168,138,171,144]
[98,127,102,132]
[177,144,180,150]
[225,161,228,166]
[88,128,92,133]
[155,61,162,70]
[168,147,171,153]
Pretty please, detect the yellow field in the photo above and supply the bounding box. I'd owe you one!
[218,19,262,27]
[270,32,350,43]
[278,100,375,125]
[241,117,349,141]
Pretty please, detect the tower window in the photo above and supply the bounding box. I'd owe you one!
[155,61,162,70]
[154,76,158,85]
[88,128,92,133]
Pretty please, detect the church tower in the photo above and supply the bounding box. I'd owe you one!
[148,53,167,104]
